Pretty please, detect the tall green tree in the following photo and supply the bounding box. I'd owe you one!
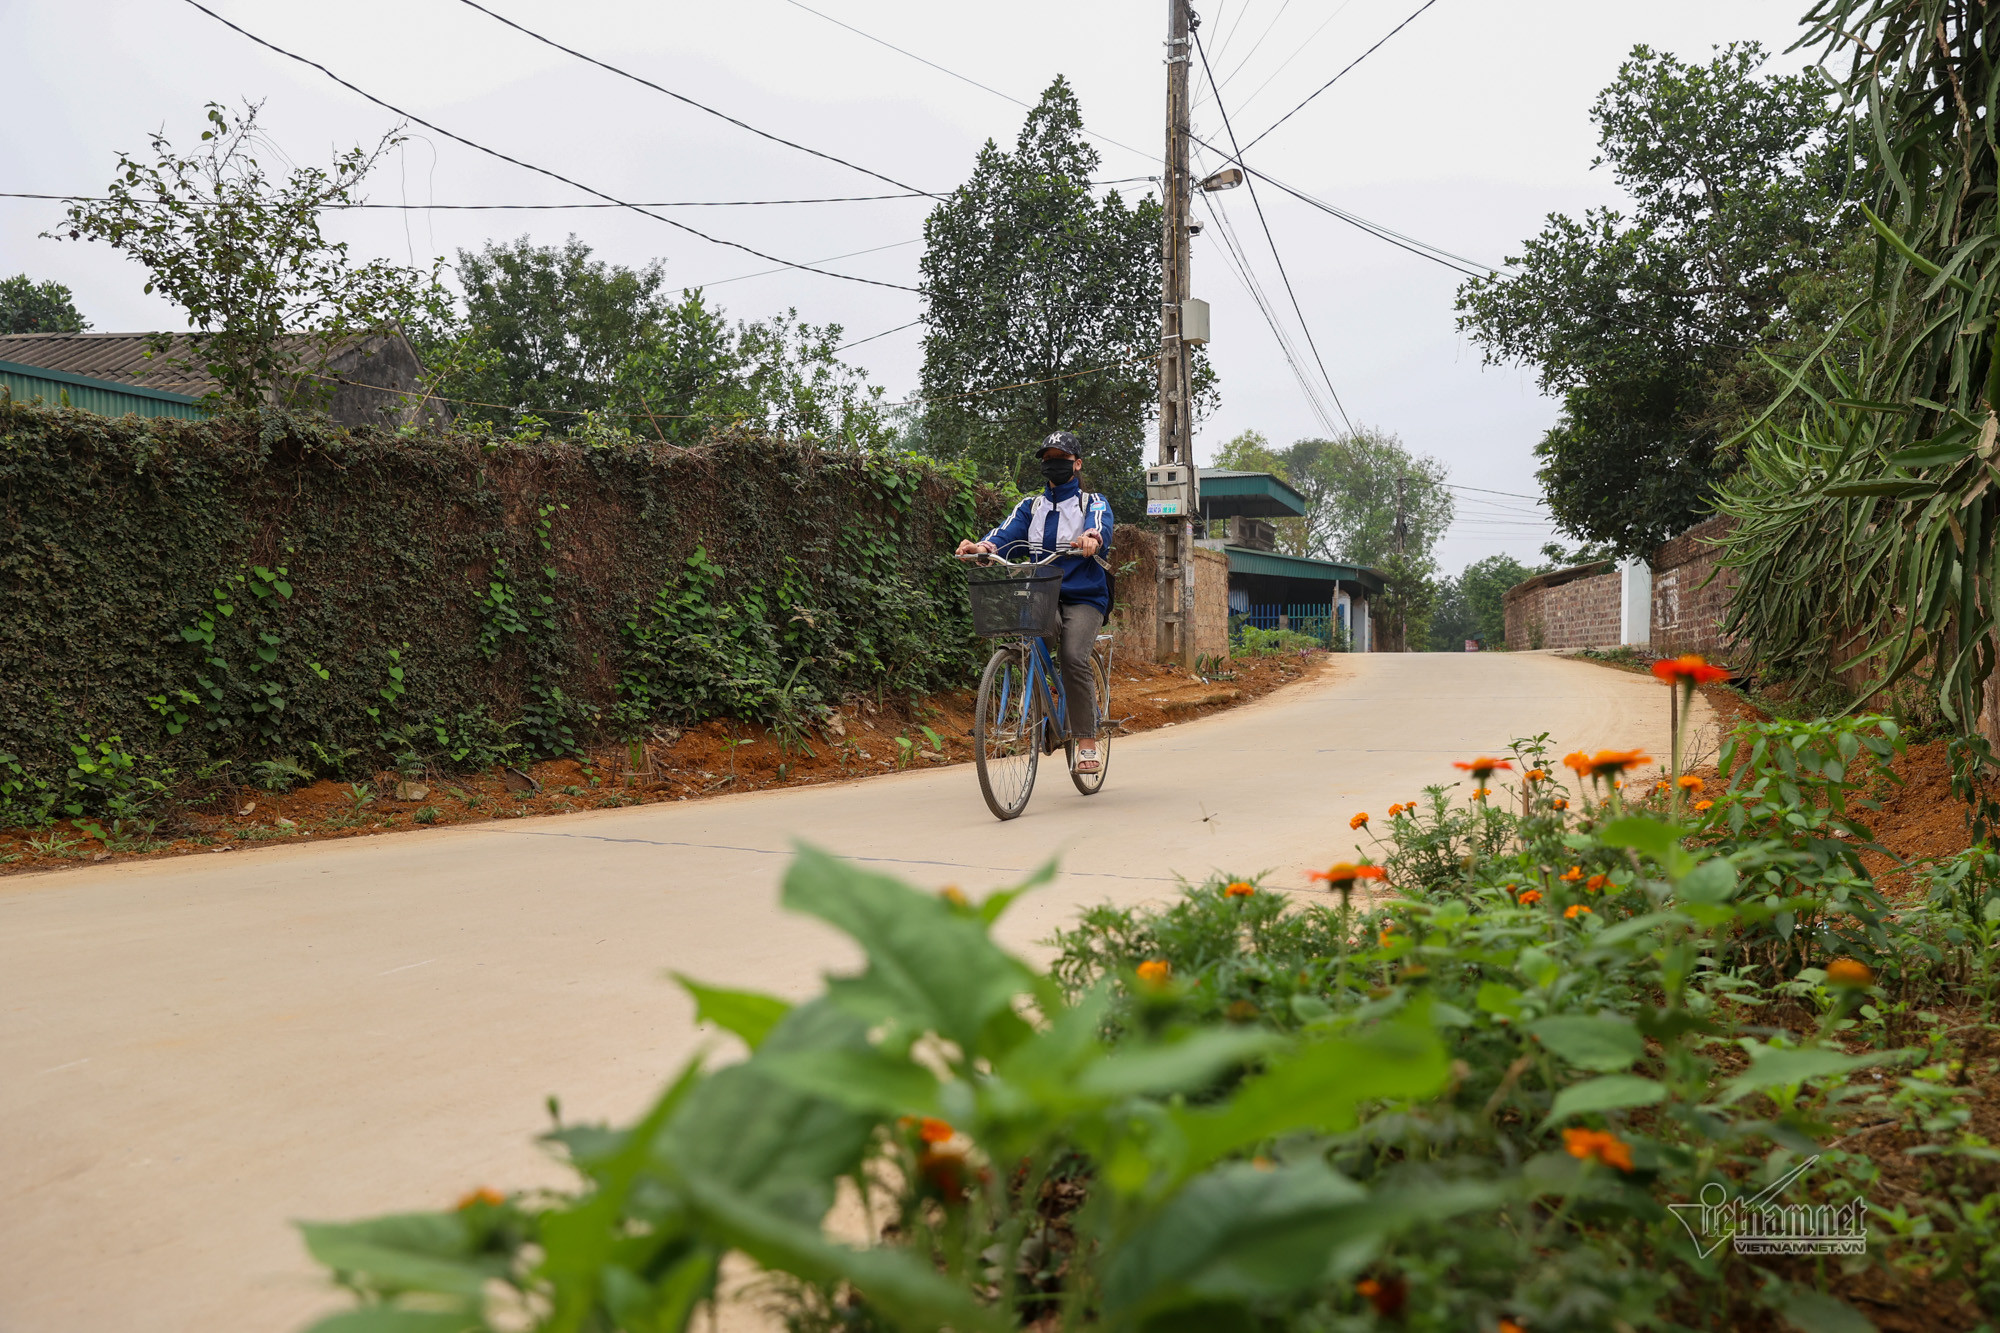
[0,275,87,334]
[1212,427,1452,564]
[427,235,671,427]
[919,77,1208,513]
[1456,44,1853,555]
[56,101,443,411]
[423,242,891,448]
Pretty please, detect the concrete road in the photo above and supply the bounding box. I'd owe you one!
[1,651,1712,1332]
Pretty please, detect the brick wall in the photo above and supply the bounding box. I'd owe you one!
[1650,514,1740,659]
[1107,527,1229,661]
[1503,563,1622,650]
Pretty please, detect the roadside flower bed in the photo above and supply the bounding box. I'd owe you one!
[299,662,2000,1331]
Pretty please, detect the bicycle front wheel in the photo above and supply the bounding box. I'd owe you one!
[1066,651,1113,795]
[974,646,1040,820]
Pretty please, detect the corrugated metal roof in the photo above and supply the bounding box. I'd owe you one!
[1222,545,1385,594]
[0,332,220,395]
[1197,468,1308,519]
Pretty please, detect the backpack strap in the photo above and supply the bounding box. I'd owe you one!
[1083,492,1113,570]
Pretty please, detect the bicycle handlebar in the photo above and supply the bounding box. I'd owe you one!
[955,540,1092,568]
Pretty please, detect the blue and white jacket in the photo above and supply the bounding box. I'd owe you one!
[982,478,1114,615]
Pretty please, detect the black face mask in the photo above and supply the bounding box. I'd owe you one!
[1040,457,1077,485]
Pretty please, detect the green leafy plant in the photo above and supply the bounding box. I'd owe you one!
[250,756,313,793]
[26,830,85,858]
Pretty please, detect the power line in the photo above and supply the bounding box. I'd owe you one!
[1200,188,1340,435]
[1197,0,1298,109]
[1193,28,1354,434]
[452,0,937,198]
[179,0,919,293]
[835,319,922,352]
[1197,185,1340,434]
[1187,133,1498,279]
[776,0,1159,168]
[1236,0,1444,157]
[1232,160,1501,278]
[1445,482,1545,501]
[2,179,1157,211]
[671,238,920,297]
[0,189,931,209]
[1228,0,1362,118]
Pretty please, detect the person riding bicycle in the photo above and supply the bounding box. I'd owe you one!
[955,431,1113,774]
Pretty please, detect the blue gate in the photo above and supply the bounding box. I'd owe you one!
[1231,603,1343,649]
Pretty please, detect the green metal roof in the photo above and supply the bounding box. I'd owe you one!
[1197,468,1307,518]
[1223,545,1384,593]
[0,358,208,420]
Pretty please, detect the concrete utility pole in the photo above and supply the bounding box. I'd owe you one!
[1155,0,1196,665]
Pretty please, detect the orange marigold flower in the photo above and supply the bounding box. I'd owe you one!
[938,885,969,907]
[1826,957,1875,988]
[919,1146,971,1201]
[1387,802,1406,817]
[1651,653,1730,686]
[456,1187,505,1211]
[1590,749,1651,777]
[1224,880,1255,898]
[1354,1274,1408,1317]
[1454,756,1515,779]
[1473,786,1492,799]
[1560,865,1583,882]
[1552,797,1569,810]
[1525,768,1549,782]
[1654,779,1670,793]
[1694,798,1714,812]
[1349,811,1369,829]
[1310,862,1389,888]
[1585,873,1608,892]
[1136,959,1171,987]
[1565,904,1592,919]
[1563,1126,1634,1172]
[917,1117,955,1144]
[1500,1322,1527,1333]
[1518,888,1543,905]
[1677,774,1705,791]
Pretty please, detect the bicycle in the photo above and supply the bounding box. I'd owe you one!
[959,544,1114,821]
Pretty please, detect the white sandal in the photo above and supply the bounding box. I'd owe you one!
[1073,745,1101,774]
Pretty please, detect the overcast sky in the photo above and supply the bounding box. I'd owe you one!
[2,0,1821,572]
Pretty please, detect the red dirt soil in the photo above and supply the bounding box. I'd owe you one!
[0,652,1328,875]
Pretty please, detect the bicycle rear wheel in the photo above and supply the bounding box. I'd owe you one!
[1066,651,1113,795]
[974,646,1040,820]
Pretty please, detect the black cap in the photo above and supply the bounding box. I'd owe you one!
[1035,430,1082,459]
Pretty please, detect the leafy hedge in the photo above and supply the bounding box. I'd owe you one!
[0,399,1003,821]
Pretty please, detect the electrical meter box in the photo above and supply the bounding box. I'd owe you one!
[1145,463,1197,518]
[1181,297,1210,345]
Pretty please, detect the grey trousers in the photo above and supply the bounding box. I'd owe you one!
[1046,601,1105,739]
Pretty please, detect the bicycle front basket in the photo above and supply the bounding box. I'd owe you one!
[966,563,1062,638]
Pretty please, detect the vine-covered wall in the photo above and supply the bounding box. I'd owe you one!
[0,400,1002,820]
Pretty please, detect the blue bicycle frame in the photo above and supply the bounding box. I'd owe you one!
[967,540,1101,753]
